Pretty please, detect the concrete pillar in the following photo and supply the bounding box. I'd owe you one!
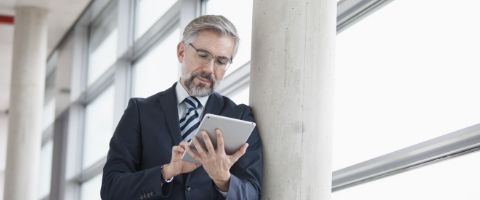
[250,0,336,199]
[4,6,48,200]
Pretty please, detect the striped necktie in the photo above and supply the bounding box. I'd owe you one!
[179,96,202,141]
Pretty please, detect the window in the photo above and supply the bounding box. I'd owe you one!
[333,0,480,170]
[333,151,480,200]
[43,70,56,131]
[204,0,253,75]
[132,28,181,97]
[42,99,56,131]
[80,174,102,200]
[88,29,118,85]
[82,86,115,169]
[87,3,118,86]
[135,0,178,39]
[38,140,53,198]
[228,86,249,105]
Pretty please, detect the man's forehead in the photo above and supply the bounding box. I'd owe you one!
[193,30,233,42]
[191,31,235,55]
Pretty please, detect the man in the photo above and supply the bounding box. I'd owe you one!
[101,15,263,200]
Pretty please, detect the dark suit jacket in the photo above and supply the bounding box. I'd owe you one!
[101,83,263,200]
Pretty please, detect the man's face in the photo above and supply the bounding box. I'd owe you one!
[177,30,235,97]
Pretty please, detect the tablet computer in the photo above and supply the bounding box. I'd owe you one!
[182,113,256,163]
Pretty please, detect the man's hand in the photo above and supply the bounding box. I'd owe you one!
[186,129,249,192]
[162,142,201,180]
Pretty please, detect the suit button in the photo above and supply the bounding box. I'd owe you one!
[185,186,192,192]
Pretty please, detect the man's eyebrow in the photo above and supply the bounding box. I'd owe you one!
[198,48,230,59]
[196,48,209,52]
[217,56,230,59]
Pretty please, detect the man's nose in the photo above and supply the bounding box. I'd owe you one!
[200,59,215,72]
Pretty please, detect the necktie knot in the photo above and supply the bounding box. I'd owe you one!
[183,96,201,110]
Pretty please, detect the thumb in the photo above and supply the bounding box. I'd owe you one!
[230,143,248,163]
[171,145,185,161]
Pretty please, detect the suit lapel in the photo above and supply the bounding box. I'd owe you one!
[157,83,182,144]
[202,92,224,118]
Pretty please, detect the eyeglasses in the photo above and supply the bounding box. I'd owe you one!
[188,43,232,70]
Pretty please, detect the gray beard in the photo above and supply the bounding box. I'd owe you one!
[183,71,219,97]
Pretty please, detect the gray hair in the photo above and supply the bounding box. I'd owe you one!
[182,15,240,60]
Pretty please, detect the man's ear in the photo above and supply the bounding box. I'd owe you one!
[177,41,185,63]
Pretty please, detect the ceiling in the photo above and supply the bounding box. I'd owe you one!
[0,0,91,55]
[0,0,91,113]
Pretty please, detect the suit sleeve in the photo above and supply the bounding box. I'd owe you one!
[223,105,263,200]
[101,99,172,200]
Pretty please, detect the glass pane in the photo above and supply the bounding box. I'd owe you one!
[38,140,53,198]
[205,0,253,76]
[42,99,55,131]
[333,0,480,170]
[80,174,102,200]
[228,86,249,105]
[333,151,480,199]
[133,28,181,97]
[88,29,118,85]
[83,86,115,169]
[135,0,177,39]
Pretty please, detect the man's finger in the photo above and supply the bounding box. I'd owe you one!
[179,141,189,149]
[215,129,226,155]
[171,146,185,160]
[179,142,190,153]
[201,131,216,155]
[192,137,207,158]
[185,143,201,162]
[173,145,185,153]
[230,143,249,163]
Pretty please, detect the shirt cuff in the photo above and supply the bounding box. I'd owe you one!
[160,164,174,184]
[216,187,228,197]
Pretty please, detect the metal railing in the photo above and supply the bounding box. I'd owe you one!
[332,123,480,191]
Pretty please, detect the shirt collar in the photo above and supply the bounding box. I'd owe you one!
[175,81,209,107]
